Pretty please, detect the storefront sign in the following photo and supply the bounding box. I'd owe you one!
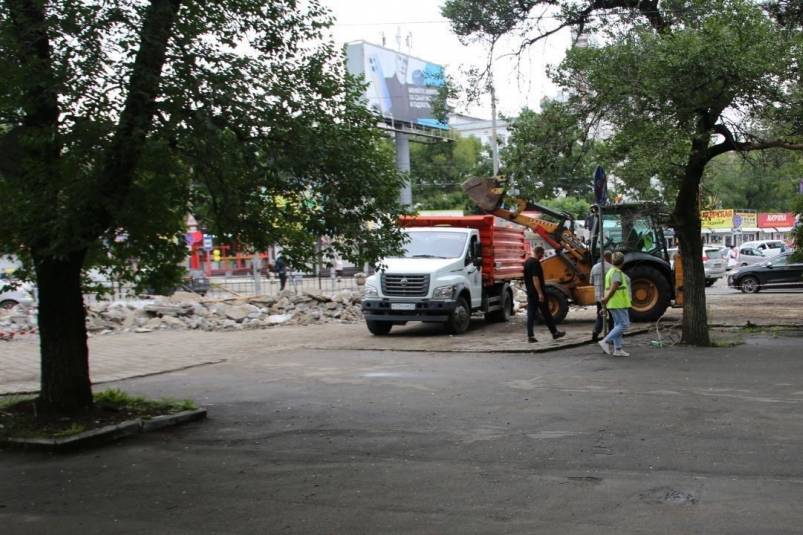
[734,211,757,229]
[758,212,795,228]
[700,209,734,229]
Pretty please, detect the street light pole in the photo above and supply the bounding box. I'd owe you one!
[489,75,499,176]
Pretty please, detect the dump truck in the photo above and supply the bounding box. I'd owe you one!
[361,215,528,335]
[462,176,681,323]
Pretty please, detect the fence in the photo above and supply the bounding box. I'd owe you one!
[82,274,361,304]
[205,274,359,299]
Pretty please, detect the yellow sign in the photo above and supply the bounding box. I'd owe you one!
[735,211,757,228]
[700,209,734,229]
[212,249,221,261]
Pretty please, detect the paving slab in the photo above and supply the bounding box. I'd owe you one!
[1,290,800,395]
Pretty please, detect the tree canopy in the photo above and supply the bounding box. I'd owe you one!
[410,135,492,211]
[502,100,600,201]
[0,0,405,413]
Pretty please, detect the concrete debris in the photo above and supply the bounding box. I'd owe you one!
[0,290,367,339]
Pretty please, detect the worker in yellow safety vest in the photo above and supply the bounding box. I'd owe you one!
[598,251,632,357]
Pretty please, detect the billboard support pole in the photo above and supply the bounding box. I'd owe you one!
[395,131,412,207]
[490,80,499,175]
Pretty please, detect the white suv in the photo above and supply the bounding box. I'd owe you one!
[737,240,787,267]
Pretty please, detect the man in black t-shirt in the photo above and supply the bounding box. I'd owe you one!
[523,246,566,343]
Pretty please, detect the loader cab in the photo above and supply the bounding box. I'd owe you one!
[590,204,669,263]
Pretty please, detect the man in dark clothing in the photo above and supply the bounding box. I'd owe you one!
[274,255,287,291]
[523,246,566,343]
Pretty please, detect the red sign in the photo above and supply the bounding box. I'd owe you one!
[758,212,795,228]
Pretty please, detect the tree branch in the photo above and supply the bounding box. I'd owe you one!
[91,0,183,236]
[5,0,61,252]
[708,123,803,160]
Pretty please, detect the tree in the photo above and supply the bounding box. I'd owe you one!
[502,100,601,200]
[703,151,803,212]
[410,135,492,210]
[0,1,405,414]
[444,0,803,345]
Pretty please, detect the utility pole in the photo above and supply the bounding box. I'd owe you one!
[490,78,500,175]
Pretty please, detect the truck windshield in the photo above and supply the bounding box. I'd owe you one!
[396,231,468,259]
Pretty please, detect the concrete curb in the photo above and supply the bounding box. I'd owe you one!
[141,408,208,432]
[1,408,207,452]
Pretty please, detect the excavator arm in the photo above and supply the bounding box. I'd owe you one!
[462,176,589,265]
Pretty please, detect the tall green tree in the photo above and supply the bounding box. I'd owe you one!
[0,0,405,414]
[502,100,600,200]
[410,135,492,210]
[444,0,803,345]
[703,151,803,212]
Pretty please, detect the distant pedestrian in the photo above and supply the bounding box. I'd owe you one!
[274,255,287,291]
[598,251,631,357]
[523,246,566,343]
[727,245,738,270]
[591,250,613,342]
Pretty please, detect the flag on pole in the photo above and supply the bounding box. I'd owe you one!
[593,165,608,205]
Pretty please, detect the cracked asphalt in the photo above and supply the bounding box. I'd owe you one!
[2,327,803,534]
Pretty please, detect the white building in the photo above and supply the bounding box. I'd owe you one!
[448,113,512,147]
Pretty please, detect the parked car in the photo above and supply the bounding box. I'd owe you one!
[702,247,726,286]
[736,240,787,267]
[0,273,35,310]
[667,247,726,286]
[728,252,803,293]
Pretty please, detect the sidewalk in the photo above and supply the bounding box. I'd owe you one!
[2,291,801,395]
[0,312,601,394]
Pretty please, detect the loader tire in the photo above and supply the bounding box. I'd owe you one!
[625,265,671,322]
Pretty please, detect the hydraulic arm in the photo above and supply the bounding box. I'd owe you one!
[462,176,589,267]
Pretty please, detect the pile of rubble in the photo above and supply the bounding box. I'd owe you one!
[0,290,366,338]
[0,305,37,341]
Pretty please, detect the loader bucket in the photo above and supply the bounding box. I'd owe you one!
[462,176,506,212]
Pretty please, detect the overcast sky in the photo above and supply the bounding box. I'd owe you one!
[324,0,573,119]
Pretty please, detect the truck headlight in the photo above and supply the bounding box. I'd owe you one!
[432,284,456,300]
[363,284,379,297]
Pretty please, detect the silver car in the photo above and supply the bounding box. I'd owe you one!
[666,247,726,286]
[703,247,726,286]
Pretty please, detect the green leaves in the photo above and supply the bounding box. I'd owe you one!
[501,101,599,200]
[1,0,406,283]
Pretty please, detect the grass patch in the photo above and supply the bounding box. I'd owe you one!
[0,394,36,410]
[94,388,196,415]
[710,337,744,348]
[0,389,197,441]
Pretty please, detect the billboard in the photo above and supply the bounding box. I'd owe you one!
[700,209,734,229]
[758,212,795,228]
[734,211,757,229]
[346,41,446,129]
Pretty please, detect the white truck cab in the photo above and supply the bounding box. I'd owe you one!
[362,217,525,335]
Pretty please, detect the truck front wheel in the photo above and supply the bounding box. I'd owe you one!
[446,297,471,334]
[366,320,393,335]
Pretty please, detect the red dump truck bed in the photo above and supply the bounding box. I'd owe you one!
[399,215,528,287]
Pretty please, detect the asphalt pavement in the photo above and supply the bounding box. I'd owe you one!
[2,328,803,534]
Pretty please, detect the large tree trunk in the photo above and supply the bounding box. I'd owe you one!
[35,250,92,414]
[673,138,712,346]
